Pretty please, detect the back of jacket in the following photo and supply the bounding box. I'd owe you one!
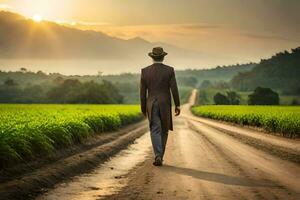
[140,63,180,131]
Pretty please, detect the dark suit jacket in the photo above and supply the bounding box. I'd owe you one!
[140,63,180,131]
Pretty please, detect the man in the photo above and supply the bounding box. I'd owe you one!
[140,47,180,166]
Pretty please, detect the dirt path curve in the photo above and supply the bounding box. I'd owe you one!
[38,89,300,200]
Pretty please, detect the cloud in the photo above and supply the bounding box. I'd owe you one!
[77,21,110,26]
[52,20,110,28]
[242,32,298,42]
[0,4,12,10]
[181,24,220,30]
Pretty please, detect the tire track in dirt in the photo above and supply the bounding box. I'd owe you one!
[188,121,278,200]
[189,120,299,199]
[186,117,300,164]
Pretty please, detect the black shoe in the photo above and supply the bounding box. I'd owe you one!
[153,156,162,166]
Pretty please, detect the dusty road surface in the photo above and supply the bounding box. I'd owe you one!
[38,90,300,200]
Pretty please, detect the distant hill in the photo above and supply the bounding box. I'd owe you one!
[231,47,300,95]
[0,11,197,60]
[177,63,256,86]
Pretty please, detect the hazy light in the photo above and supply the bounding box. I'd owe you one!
[33,14,42,22]
[0,4,12,10]
[54,20,77,26]
[55,20,65,24]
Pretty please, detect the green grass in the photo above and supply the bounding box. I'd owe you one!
[0,104,142,167]
[192,105,300,138]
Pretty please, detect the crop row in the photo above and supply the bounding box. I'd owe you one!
[0,104,142,167]
[191,105,300,138]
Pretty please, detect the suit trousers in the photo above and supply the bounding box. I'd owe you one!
[150,99,168,159]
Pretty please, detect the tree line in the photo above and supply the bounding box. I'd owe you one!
[0,78,123,104]
[198,47,300,105]
[231,47,300,95]
[213,87,281,105]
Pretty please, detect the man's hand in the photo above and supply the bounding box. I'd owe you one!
[175,106,180,116]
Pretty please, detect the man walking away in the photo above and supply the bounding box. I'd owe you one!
[140,47,180,166]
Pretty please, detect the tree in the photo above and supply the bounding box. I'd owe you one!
[230,47,300,94]
[200,80,212,88]
[177,76,198,87]
[22,85,45,103]
[214,80,230,89]
[53,77,64,84]
[0,79,22,102]
[213,92,230,105]
[248,87,279,105]
[47,79,82,103]
[46,79,123,104]
[4,78,17,86]
[20,68,27,73]
[226,91,240,105]
[198,90,209,104]
[291,99,299,105]
[36,70,46,76]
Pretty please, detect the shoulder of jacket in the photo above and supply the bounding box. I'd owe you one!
[162,64,174,70]
[142,64,154,71]
[156,63,172,70]
[141,67,146,74]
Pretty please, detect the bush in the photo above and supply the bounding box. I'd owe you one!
[214,92,230,105]
[248,87,279,105]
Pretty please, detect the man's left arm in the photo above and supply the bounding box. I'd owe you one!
[170,68,180,116]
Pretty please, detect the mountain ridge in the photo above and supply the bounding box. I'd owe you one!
[0,11,198,60]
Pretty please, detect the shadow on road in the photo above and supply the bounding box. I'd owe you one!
[161,164,277,187]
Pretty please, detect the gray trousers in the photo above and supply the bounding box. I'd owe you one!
[150,99,168,159]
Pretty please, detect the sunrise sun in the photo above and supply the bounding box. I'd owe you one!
[33,14,43,22]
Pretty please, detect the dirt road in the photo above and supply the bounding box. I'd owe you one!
[38,90,300,200]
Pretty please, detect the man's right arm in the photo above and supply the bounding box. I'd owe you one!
[140,69,147,116]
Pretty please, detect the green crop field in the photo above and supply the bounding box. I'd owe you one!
[192,106,300,138]
[0,104,142,167]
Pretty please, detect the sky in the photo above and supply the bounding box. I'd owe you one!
[0,0,300,72]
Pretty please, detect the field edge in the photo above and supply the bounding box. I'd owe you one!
[0,120,148,200]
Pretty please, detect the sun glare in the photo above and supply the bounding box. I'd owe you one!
[33,14,43,22]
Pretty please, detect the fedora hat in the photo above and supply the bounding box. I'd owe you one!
[148,47,168,58]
